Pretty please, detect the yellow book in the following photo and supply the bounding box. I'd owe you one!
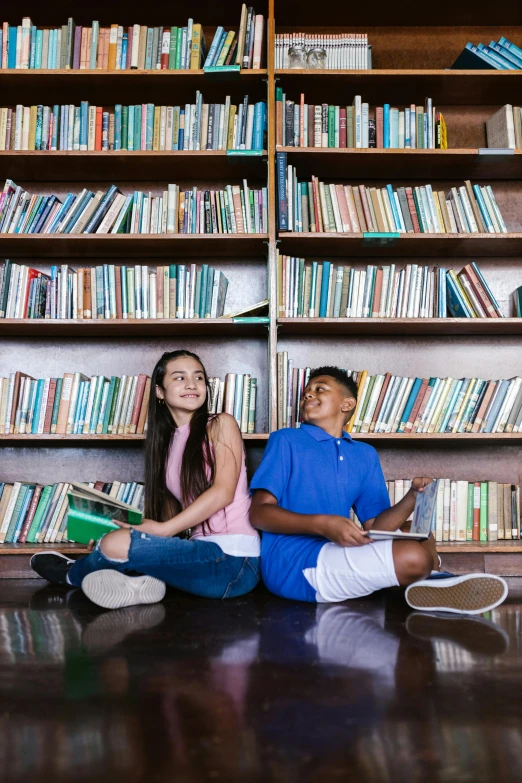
[346,370,367,433]
[216,31,236,66]
[28,105,37,150]
[0,108,7,151]
[190,23,203,70]
[449,270,476,316]
[227,105,237,149]
[153,106,161,150]
[452,378,477,433]
[433,191,446,234]
[108,24,118,70]
[427,377,452,433]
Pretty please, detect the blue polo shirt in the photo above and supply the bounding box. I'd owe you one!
[250,424,390,602]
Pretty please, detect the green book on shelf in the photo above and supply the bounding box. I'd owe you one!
[25,484,55,543]
[515,286,522,317]
[67,482,143,544]
[466,482,474,541]
[480,482,488,541]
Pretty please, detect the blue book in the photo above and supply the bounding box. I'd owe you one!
[451,42,498,70]
[489,41,522,68]
[47,194,72,234]
[84,185,120,233]
[31,380,44,434]
[477,43,514,70]
[8,27,17,69]
[103,265,110,317]
[64,192,94,234]
[398,378,423,431]
[121,34,128,69]
[33,195,58,234]
[386,184,401,230]
[390,108,399,148]
[472,184,494,232]
[121,266,128,315]
[80,102,89,150]
[204,26,225,66]
[438,269,447,316]
[446,274,471,317]
[200,264,208,316]
[498,37,522,61]
[35,105,43,149]
[30,26,37,69]
[72,382,85,433]
[146,104,154,150]
[51,105,59,149]
[114,104,122,151]
[127,105,135,150]
[483,379,510,432]
[96,266,104,316]
[133,105,141,150]
[35,29,43,69]
[383,104,390,148]
[24,196,44,233]
[253,102,266,150]
[145,28,154,70]
[7,485,33,544]
[441,379,464,432]
[191,186,198,233]
[276,152,288,231]
[319,262,331,317]
[233,374,243,425]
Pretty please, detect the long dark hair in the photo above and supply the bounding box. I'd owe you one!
[144,350,215,524]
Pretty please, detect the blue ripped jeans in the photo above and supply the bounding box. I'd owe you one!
[68,528,261,599]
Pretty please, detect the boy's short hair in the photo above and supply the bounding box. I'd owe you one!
[307,366,358,400]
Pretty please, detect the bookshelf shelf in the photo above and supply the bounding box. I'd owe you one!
[0,318,269,337]
[0,433,269,443]
[0,234,269,258]
[277,318,522,336]
[348,433,522,447]
[0,150,269,182]
[278,232,522,257]
[278,147,522,180]
[275,69,522,105]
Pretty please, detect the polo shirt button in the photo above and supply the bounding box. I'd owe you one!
[339,456,344,461]
[337,440,340,445]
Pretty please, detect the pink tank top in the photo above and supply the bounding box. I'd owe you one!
[165,421,259,553]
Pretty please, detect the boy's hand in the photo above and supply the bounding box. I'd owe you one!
[411,477,433,495]
[323,515,373,547]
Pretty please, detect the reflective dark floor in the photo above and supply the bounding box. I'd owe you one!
[1,579,522,783]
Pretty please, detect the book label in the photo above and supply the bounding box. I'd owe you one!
[226,149,264,156]
[362,231,400,245]
[478,148,515,155]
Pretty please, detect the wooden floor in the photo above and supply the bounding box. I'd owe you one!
[1,579,522,782]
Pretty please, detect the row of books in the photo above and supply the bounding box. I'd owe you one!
[276,354,522,434]
[0,9,264,70]
[204,10,264,70]
[352,479,520,542]
[276,256,504,319]
[276,93,447,150]
[1,370,258,436]
[0,97,267,152]
[452,37,522,71]
[486,104,522,150]
[0,261,230,320]
[274,33,372,70]
[0,480,144,545]
[0,180,269,235]
[277,160,507,234]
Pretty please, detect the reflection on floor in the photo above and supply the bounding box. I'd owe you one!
[1,579,522,782]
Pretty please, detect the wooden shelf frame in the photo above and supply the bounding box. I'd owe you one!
[277,317,522,336]
[0,318,269,337]
[0,433,269,443]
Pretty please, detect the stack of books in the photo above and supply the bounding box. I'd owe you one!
[0,179,269,235]
[1,372,151,436]
[0,261,230,321]
[204,8,264,69]
[276,93,447,149]
[0,480,144,544]
[0,96,267,152]
[277,256,504,319]
[1,369,258,436]
[452,37,522,70]
[276,354,522,434]
[0,9,264,71]
[275,32,371,70]
[349,479,520,542]
[486,105,522,150]
[277,159,507,234]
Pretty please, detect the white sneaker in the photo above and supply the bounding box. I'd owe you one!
[405,573,508,616]
[82,570,166,610]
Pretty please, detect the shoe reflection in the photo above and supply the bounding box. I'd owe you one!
[406,611,510,663]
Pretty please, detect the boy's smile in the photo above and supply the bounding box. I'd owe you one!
[300,375,356,429]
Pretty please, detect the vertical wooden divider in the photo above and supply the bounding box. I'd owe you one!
[267,0,278,431]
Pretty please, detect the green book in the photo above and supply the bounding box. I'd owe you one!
[175,28,183,70]
[106,376,121,433]
[466,482,474,540]
[89,375,107,433]
[67,482,142,544]
[194,268,202,318]
[168,27,178,69]
[515,286,522,317]
[50,377,63,433]
[480,482,488,541]
[323,186,336,232]
[5,485,30,544]
[297,258,305,316]
[101,376,118,433]
[346,106,354,149]
[25,485,54,543]
[327,105,335,147]
[356,375,376,431]
[121,106,128,150]
[205,267,215,318]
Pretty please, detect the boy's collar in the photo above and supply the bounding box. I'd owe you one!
[300,423,353,442]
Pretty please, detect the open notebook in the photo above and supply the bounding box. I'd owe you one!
[67,482,143,544]
[367,480,439,541]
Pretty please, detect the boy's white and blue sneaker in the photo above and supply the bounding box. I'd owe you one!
[405,573,508,615]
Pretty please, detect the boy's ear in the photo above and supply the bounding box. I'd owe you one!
[341,396,357,414]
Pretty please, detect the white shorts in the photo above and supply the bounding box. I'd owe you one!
[303,539,399,603]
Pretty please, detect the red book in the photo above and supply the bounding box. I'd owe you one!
[115,266,123,319]
[339,108,347,148]
[156,266,164,317]
[376,107,384,148]
[73,26,82,70]
[405,187,421,233]
[358,185,374,232]
[130,374,148,433]
[299,93,305,147]
[22,268,39,317]
[19,485,43,544]
[308,104,314,147]
[372,268,383,316]
[412,384,434,432]
[94,481,105,491]
[95,107,103,150]
[126,26,133,70]
[312,176,323,232]
[462,264,499,317]
[472,482,481,540]
[160,28,170,69]
[43,378,57,434]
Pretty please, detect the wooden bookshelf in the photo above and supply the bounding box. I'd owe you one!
[2,0,522,567]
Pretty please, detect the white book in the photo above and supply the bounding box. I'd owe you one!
[116,376,133,434]
[0,482,22,542]
[419,378,442,432]
[442,478,451,541]
[375,375,398,432]
[83,376,98,434]
[456,480,468,541]
[435,478,445,543]
[449,480,457,541]
[131,24,140,68]
[390,377,414,433]
[384,376,408,433]
[37,378,51,434]
[361,375,385,432]
[459,186,479,233]
[123,376,138,434]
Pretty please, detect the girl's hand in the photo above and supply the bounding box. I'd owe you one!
[110,518,172,537]
[411,477,434,495]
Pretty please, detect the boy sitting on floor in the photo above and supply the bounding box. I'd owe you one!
[250,366,507,614]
